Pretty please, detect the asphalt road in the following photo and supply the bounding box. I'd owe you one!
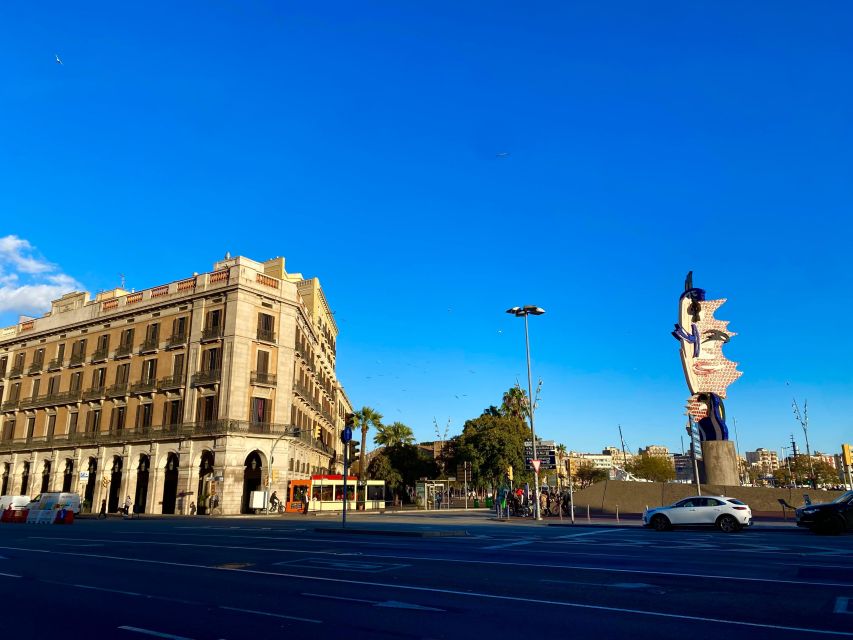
[1,512,852,639]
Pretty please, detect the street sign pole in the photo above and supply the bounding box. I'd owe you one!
[341,417,354,529]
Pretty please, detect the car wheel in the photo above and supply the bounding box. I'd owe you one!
[815,515,845,536]
[717,515,740,533]
[651,514,671,531]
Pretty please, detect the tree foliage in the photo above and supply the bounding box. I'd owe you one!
[626,454,676,482]
[353,406,383,479]
[366,452,403,500]
[373,421,415,448]
[773,457,841,487]
[453,411,531,489]
[573,460,608,488]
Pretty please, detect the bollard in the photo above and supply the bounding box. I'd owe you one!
[616,505,620,524]
[587,504,590,522]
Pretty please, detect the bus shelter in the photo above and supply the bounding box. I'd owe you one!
[415,480,451,510]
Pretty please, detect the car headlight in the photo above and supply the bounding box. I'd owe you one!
[801,507,819,514]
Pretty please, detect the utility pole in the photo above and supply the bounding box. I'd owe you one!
[732,417,743,486]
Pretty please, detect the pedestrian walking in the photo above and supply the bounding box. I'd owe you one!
[98,499,107,519]
[123,495,132,517]
[189,501,196,515]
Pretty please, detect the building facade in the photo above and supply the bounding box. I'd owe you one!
[0,255,351,515]
[745,448,779,473]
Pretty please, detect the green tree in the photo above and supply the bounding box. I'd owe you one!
[384,444,439,497]
[626,454,676,482]
[574,460,608,488]
[366,452,403,505]
[353,406,383,488]
[455,410,531,490]
[555,443,568,489]
[373,421,415,448]
[501,385,528,423]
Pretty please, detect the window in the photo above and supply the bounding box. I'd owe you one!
[367,484,385,501]
[202,348,220,372]
[92,367,106,389]
[142,359,157,382]
[706,498,725,506]
[47,376,59,395]
[145,323,160,342]
[26,416,35,439]
[258,313,275,341]
[96,334,110,352]
[86,409,101,433]
[206,309,222,329]
[14,352,25,369]
[111,406,126,432]
[10,383,20,401]
[172,316,187,337]
[2,420,13,441]
[70,372,82,392]
[251,397,270,424]
[172,353,184,377]
[68,412,78,436]
[31,379,40,398]
[56,343,65,361]
[0,356,6,377]
[46,414,56,438]
[165,399,183,426]
[256,350,269,374]
[116,363,130,384]
[137,403,153,429]
[33,348,45,366]
[120,328,134,348]
[198,395,217,423]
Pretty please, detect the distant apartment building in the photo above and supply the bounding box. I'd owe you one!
[745,448,779,472]
[0,255,351,515]
[568,451,613,471]
[640,445,670,459]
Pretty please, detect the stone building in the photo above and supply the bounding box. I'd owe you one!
[0,254,351,515]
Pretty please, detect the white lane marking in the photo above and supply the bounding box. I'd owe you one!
[483,540,532,550]
[219,606,321,623]
[555,529,625,539]
[835,598,851,614]
[117,626,194,640]
[0,572,21,578]
[301,592,442,611]
[74,584,143,597]
[12,540,853,589]
[302,593,376,604]
[2,545,852,637]
[542,579,658,590]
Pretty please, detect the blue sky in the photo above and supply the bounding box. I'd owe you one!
[1,2,851,456]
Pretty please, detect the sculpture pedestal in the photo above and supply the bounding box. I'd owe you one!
[699,440,739,487]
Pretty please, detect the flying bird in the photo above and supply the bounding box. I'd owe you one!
[55,54,63,65]
[496,152,510,158]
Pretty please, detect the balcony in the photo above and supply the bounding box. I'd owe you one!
[1,399,19,411]
[191,369,221,386]
[17,390,82,410]
[69,353,86,367]
[106,383,129,398]
[82,387,105,401]
[158,374,184,391]
[27,362,44,375]
[201,326,223,342]
[47,358,63,371]
[166,333,187,349]
[114,343,134,359]
[139,338,159,354]
[256,329,276,343]
[90,348,109,363]
[8,365,24,378]
[251,371,277,386]
[130,379,157,394]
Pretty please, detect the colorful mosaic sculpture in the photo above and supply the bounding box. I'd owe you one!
[672,272,742,441]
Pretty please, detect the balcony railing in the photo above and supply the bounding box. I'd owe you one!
[158,374,184,391]
[47,358,63,371]
[8,365,24,378]
[0,420,335,456]
[256,329,276,343]
[250,371,277,386]
[90,348,109,363]
[166,333,187,349]
[82,387,105,401]
[28,362,44,375]
[191,369,221,386]
[139,338,159,354]
[293,380,321,412]
[106,383,129,398]
[114,343,134,359]
[201,326,223,342]
[1,399,19,411]
[130,379,157,394]
[18,390,83,410]
[69,353,86,367]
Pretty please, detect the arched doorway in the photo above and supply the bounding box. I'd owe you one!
[161,453,179,514]
[84,458,97,513]
[135,455,150,514]
[242,451,263,514]
[1,463,9,496]
[62,459,74,492]
[108,456,123,513]
[197,451,214,515]
[40,460,51,493]
[20,461,30,495]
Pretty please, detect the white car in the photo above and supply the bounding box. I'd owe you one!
[643,495,752,533]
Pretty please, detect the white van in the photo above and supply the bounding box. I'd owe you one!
[0,495,31,511]
[27,492,81,514]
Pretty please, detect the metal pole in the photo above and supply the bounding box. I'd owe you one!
[618,424,628,469]
[523,313,541,521]
[568,455,575,524]
[464,462,469,510]
[342,444,348,528]
[688,417,701,495]
[732,417,743,486]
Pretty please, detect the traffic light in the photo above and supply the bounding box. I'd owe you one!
[507,465,513,481]
[345,413,356,428]
[843,443,852,466]
[349,440,360,463]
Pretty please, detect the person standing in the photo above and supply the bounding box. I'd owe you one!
[303,492,310,515]
[98,499,107,519]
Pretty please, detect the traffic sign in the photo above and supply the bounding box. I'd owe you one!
[341,426,353,444]
[531,459,541,473]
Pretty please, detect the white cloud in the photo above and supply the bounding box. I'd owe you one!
[0,236,82,319]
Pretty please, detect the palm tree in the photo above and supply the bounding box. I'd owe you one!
[556,443,567,490]
[501,384,528,422]
[374,421,415,448]
[354,406,383,503]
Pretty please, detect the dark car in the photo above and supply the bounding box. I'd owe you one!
[796,490,853,535]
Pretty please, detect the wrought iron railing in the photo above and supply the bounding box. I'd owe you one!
[130,379,157,394]
[166,333,187,348]
[257,329,276,343]
[158,374,184,390]
[191,369,221,386]
[250,371,277,386]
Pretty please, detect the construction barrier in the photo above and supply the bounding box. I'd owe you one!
[54,509,74,525]
[0,508,28,523]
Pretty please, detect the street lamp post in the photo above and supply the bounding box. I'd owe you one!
[792,398,815,488]
[506,305,545,521]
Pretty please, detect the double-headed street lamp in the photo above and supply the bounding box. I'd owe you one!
[506,305,545,521]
